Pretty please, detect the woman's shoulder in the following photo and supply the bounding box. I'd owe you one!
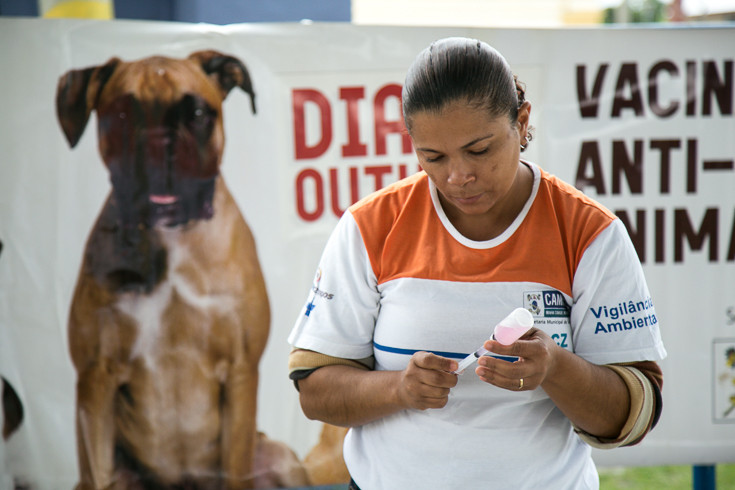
[524,162,618,259]
[349,171,429,217]
[346,172,434,256]
[531,162,617,223]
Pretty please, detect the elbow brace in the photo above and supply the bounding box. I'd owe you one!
[288,348,374,390]
[574,363,662,449]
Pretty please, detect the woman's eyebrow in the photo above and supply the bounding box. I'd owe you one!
[416,134,494,153]
[461,135,493,149]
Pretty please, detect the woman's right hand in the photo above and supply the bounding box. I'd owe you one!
[397,352,458,410]
[298,353,459,427]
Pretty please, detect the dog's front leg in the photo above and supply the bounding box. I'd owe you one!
[74,361,120,490]
[221,362,258,490]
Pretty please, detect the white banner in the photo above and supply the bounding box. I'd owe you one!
[0,18,733,488]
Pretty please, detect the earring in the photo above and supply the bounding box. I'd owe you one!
[520,134,529,151]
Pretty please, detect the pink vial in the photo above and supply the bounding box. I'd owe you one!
[493,308,534,345]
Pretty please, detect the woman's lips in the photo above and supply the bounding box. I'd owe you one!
[453,193,483,205]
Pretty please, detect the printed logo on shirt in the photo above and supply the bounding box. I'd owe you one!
[524,290,573,351]
[304,268,334,317]
[524,291,570,318]
[525,292,542,315]
[590,297,657,335]
[311,268,334,300]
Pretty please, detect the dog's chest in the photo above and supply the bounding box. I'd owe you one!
[114,234,238,370]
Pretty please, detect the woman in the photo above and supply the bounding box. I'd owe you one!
[288,37,666,489]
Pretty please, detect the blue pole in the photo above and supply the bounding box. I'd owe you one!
[693,465,715,490]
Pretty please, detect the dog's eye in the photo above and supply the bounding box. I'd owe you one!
[188,107,214,131]
[175,95,215,136]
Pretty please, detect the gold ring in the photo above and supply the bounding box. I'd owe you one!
[519,378,524,390]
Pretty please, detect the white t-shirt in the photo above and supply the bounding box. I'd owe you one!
[289,163,667,490]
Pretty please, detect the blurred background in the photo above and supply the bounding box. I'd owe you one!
[0,0,734,25]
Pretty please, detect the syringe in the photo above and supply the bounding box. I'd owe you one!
[454,307,534,374]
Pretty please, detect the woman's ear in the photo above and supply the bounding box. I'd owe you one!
[517,101,532,136]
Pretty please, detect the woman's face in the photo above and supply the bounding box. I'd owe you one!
[409,99,530,224]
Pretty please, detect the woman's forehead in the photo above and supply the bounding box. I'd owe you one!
[409,104,510,149]
[411,101,507,128]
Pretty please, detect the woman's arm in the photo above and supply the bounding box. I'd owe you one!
[297,352,459,427]
[537,342,630,437]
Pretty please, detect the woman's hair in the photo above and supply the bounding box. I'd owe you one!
[402,37,531,149]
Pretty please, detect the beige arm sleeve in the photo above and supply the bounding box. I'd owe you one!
[288,348,375,388]
[574,362,662,449]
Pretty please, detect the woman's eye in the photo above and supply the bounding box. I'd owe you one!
[469,147,489,156]
[423,154,443,163]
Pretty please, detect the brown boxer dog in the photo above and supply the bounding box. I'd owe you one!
[302,424,349,486]
[56,51,272,489]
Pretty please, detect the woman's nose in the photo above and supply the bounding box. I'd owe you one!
[446,159,476,186]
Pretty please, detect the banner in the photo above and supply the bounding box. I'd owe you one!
[0,18,733,488]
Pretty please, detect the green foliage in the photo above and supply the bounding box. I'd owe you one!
[603,0,667,24]
[599,464,735,489]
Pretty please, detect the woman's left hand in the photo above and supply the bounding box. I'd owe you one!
[475,328,558,391]
[475,327,634,438]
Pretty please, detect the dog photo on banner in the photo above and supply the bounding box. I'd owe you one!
[55,50,308,489]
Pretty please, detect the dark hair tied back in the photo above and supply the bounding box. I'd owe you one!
[402,37,525,132]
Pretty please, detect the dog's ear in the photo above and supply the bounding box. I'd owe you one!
[189,50,256,114]
[56,58,120,148]
[2,377,24,441]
